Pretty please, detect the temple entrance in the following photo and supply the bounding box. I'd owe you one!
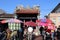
[17,14,37,22]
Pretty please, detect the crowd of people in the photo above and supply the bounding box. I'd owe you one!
[0,25,60,40]
[23,25,60,40]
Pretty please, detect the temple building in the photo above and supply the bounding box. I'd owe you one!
[48,3,60,27]
[0,9,14,31]
[15,5,40,22]
[0,9,14,20]
[0,5,40,31]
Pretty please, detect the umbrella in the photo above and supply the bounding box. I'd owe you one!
[40,19,46,23]
[36,19,46,23]
[1,20,8,23]
[7,18,23,23]
[36,19,55,30]
[38,22,48,27]
[1,18,23,23]
[46,19,52,23]
[36,19,53,26]
[36,19,40,23]
[24,21,37,27]
[36,19,46,26]
[48,23,55,30]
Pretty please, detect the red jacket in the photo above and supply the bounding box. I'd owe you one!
[46,29,51,33]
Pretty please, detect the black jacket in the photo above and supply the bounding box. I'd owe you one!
[56,28,60,39]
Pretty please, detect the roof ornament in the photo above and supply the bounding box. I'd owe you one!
[16,5,24,10]
[33,5,40,9]
[26,5,30,9]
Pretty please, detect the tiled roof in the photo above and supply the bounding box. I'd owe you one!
[0,14,14,18]
[51,3,60,13]
[15,9,39,14]
[0,9,6,14]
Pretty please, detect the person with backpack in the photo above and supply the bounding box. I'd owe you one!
[39,26,44,36]
[56,26,60,40]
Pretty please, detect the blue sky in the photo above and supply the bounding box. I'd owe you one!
[0,0,60,18]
